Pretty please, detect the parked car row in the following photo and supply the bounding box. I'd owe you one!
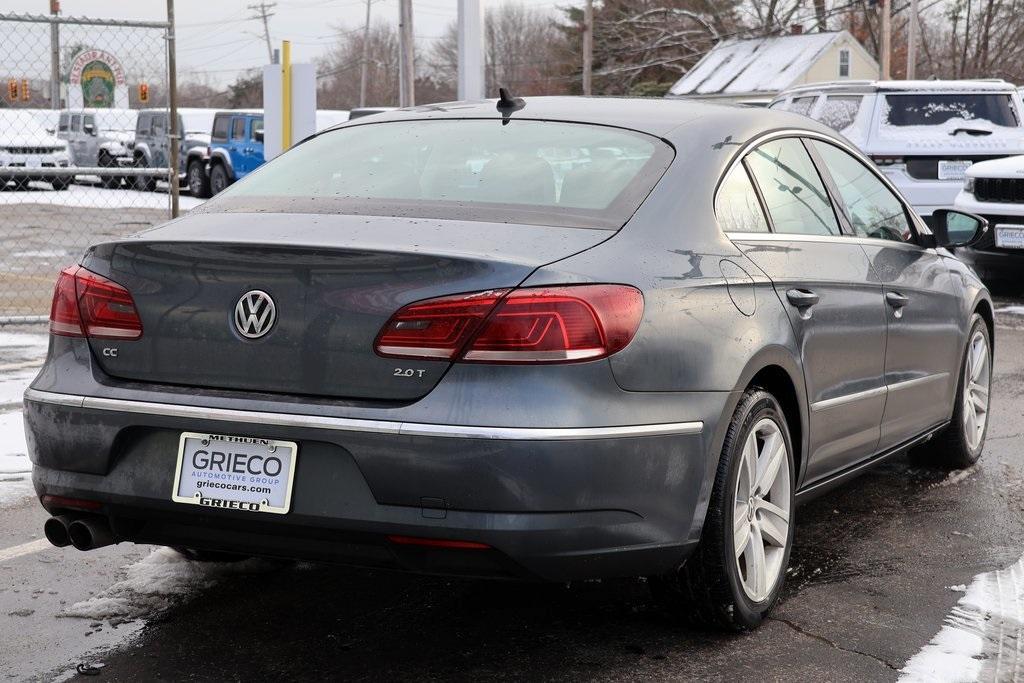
[770,78,1024,290]
[0,106,355,194]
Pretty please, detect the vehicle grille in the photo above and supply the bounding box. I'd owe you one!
[1,146,62,154]
[974,177,1024,204]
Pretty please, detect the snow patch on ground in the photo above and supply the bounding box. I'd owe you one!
[0,184,203,210]
[0,410,32,506]
[900,552,1024,681]
[996,306,1024,317]
[62,547,275,624]
[932,465,979,489]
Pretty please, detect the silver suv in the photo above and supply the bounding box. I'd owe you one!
[57,109,136,189]
[770,80,1024,221]
[131,108,216,192]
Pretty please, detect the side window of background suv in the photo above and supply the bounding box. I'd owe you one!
[744,138,842,236]
[809,140,915,243]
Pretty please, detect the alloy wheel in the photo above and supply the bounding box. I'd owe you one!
[963,329,990,452]
[733,417,791,603]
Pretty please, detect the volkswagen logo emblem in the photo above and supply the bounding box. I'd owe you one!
[234,290,277,339]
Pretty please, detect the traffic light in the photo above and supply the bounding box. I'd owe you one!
[138,82,149,103]
[7,80,16,102]
[20,79,29,102]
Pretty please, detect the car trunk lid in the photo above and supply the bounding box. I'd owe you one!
[82,212,610,401]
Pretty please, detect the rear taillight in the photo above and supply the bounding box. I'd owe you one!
[48,265,143,340]
[375,285,643,364]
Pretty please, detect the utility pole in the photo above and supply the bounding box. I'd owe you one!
[167,0,180,218]
[248,2,276,64]
[906,0,918,79]
[457,0,484,100]
[49,0,60,108]
[879,0,891,80]
[582,0,593,96]
[359,0,372,107]
[397,0,414,107]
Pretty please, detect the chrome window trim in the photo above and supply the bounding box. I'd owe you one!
[810,372,950,413]
[23,388,704,441]
[725,231,925,251]
[714,128,930,248]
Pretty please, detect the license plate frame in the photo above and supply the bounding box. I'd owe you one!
[995,225,1024,249]
[938,160,972,181]
[171,431,298,515]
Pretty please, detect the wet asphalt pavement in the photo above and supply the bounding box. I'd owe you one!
[2,316,1023,682]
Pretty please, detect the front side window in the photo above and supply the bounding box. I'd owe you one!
[231,118,246,140]
[251,117,263,141]
[810,140,914,242]
[83,114,95,131]
[70,114,81,132]
[745,138,841,236]
[205,119,675,230]
[817,95,862,132]
[716,164,769,233]
[883,94,1019,127]
[58,113,69,132]
[211,116,229,142]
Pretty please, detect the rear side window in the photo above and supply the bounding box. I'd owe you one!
[70,114,81,132]
[817,96,862,132]
[810,140,914,242]
[58,113,69,132]
[789,96,818,117]
[251,117,263,141]
[883,94,1019,127]
[745,138,841,236]
[211,115,229,142]
[231,118,246,140]
[206,119,675,230]
[716,165,769,233]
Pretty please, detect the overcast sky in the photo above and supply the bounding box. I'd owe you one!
[3,0,569,86]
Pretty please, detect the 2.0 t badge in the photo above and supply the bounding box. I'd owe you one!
[234,290,277,339]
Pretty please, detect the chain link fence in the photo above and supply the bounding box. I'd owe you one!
[0,12,186,324]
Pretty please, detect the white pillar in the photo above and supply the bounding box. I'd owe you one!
[457,0,485,100]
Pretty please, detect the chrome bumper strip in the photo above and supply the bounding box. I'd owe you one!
[23,389,704,441]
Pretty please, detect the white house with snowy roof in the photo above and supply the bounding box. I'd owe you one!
[667,30,879,105]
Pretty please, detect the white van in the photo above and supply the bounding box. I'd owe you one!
[770,80,1024,220]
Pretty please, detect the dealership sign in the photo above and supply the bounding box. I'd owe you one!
[67,49,129,108]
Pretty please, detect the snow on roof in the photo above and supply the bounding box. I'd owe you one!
[669,31,845,97]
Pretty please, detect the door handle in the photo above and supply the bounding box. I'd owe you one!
[786,288,820,308]
[885,292,909,308]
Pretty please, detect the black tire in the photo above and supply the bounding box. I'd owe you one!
[51,178,71,191]
[131,156,156,192]
[910,314,991,469]
[172,547,250,563]
[99,154,120,189]
[187,159,212,198]
[209,163,230,196]
[650,388,796,630]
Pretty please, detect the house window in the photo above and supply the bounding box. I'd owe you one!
[839,49,850,78]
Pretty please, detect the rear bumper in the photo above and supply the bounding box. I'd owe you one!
[24,383,722,581]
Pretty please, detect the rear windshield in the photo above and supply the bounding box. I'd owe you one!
[882,93,1019,127]
[204,118,674,229]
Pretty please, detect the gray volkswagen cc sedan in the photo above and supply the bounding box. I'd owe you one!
[25,96,993,630]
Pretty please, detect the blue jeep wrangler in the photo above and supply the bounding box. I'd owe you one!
[191,110,263,197]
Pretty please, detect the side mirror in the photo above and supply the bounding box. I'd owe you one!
[928,209,988,248]
[83,123,96,136]
[254,128,264,142]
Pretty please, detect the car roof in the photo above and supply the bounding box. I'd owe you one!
[328,96,833,140]
[776,79,1017,98]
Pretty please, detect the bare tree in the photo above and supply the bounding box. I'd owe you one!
[429,3,567,96]
[318,20,401,108]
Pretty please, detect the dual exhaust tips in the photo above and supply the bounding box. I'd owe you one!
[44,514,114,551]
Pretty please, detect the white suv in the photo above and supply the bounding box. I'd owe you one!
[953,155,1024,289]
[770,80,1024,221]
[0,109,73,190]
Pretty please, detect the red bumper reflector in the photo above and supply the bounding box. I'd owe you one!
[386,535,491,550]
[40,494,102,512]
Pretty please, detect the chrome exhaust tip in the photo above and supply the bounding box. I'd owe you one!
[43,514,75,548]
[67,516,114,551]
